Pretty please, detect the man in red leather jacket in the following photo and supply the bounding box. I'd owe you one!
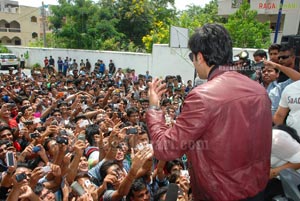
[146,24,272,200]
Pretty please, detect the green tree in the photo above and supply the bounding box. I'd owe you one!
[0,45,10,53]
[115,0,154,48]
[141,0,176,52]
[176,0,225,34]
[225,0,271,48]
[142,21,170,52]
[49,0,123,50]
[142,0,224,52]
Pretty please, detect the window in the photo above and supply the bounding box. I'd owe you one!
[31,16,37,22]
[15,40,21,45]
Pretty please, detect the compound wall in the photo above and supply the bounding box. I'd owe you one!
[6,45,262,84]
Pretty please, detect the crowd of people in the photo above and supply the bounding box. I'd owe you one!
[0,57,193,200]
[0,23,299,201]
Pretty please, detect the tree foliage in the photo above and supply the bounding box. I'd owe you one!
[44,0,271,52]
[225,0,271,48]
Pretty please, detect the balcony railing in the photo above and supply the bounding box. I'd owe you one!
[232,0,251,8]
[0,27,20,32]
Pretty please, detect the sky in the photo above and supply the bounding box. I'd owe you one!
[16,0,212,10]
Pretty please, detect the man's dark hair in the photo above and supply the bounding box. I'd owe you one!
[51,109,61,116]
[280,45,295,55]
[161,98,171,106]
[165,158,184,174]
[176,75,182,83]
[95,95,105,102]
[43,137,54,151]
[188,23,233,66]
[253,49,268,60]
[126,107,139,117]
[85,124,100,145]
[0,125,11,133]
[20,105,30,114]
[99,160,119,180]
[16,162,32,170]
[126,178,148,201]
[268,43,281,53]
[153,186,168,201]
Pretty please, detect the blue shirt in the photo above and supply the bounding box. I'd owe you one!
[268,79,293,115]
[99,63,105,73]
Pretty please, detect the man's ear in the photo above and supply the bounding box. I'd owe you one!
[197,52,205,64]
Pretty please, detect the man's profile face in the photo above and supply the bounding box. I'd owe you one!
[278,50,295,67]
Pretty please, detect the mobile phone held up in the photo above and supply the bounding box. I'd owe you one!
[6,152,14,167]
[15,173,27,182]
[126,127,138,135]
[71,181,85,196]
[32,146,41,153]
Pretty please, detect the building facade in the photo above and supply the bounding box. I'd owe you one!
[218,0,300,43]
[0,0,43,46]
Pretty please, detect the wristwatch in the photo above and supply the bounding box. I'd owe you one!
[148,105,160,110]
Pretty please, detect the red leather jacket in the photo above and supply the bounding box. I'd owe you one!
[146,69,272,200]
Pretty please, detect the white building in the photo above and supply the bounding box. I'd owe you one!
[218,0,300,43]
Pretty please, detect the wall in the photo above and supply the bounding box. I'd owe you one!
[6,45,262,85]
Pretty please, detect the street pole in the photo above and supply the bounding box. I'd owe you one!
[274,0,284,43]
[42,1,47,47]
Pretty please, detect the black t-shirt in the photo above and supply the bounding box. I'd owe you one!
[277,66,299,83]
[49,58,55,66]
[109,63,115,74]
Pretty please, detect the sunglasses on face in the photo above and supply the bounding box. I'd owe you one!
[278,55,292,60]
[189,52,194,62]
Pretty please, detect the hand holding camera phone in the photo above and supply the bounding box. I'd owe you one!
[41,166,51,173]
[126,127,138,135]
[24,120,33,126]
[30,133,40,139]
[77,134,86,142]
[56,136,68,144]
[180,170,190,182]
[32,146,41,153]
[71,181,85,196]
[6,152,15,167]
[51,120,58,126]
[79,119,89,128]
[15,172,27,182]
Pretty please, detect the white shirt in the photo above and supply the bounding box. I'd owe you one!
[271,129,300,171]
[279,80,300,137]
